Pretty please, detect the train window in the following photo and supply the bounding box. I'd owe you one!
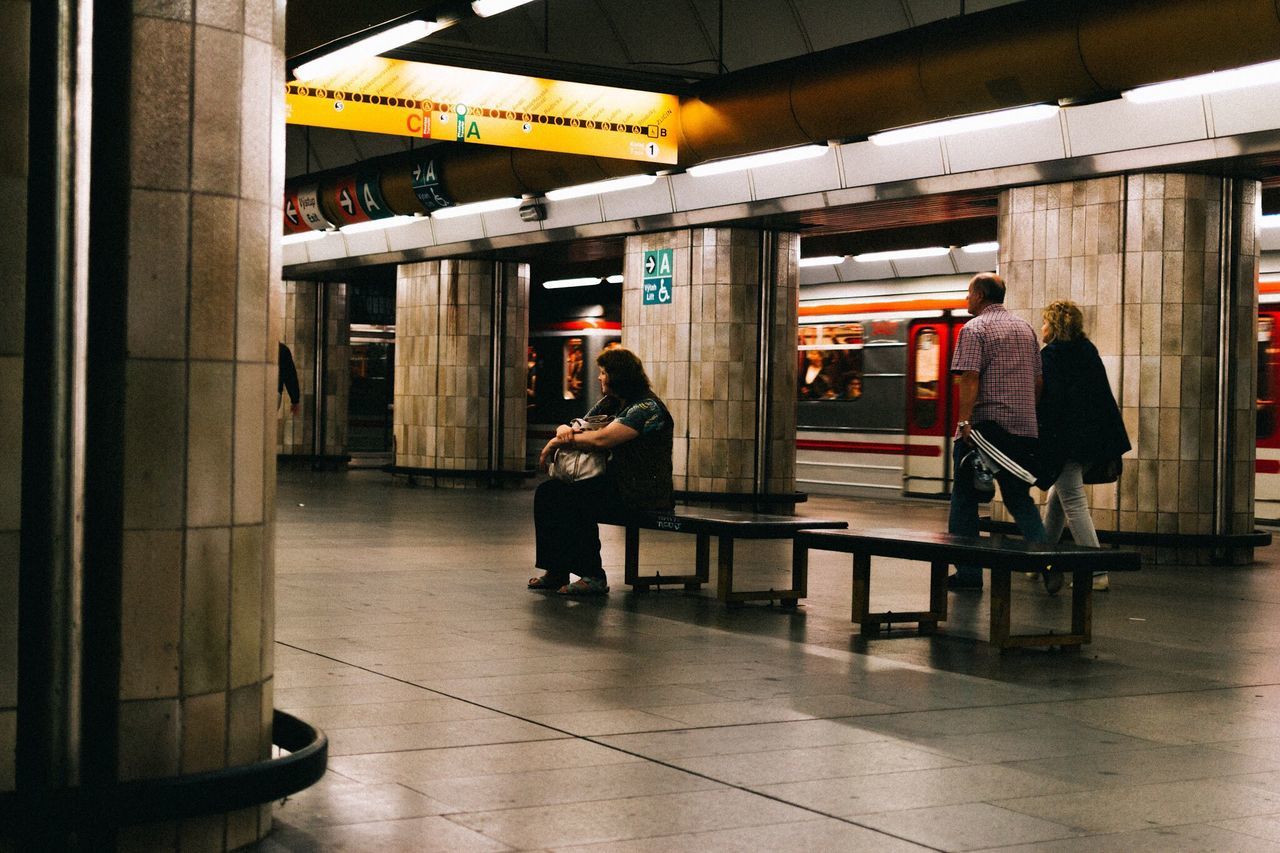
[912,326,941,430]
[1260,317,1276,440]
[914,328,940,401]
[799,348,864,400]
[562,338,585,400]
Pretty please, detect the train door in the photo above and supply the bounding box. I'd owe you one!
[903,319,955,497]
[1257,311,1280,520]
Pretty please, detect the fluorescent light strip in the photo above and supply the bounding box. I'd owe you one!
[1261,214,1280,229]
[961,241,1000,253]
[542,277,602,289]
[605,274,624,284]
[854,246,950,263]
[687,144,827,177]
[430,197,522,219]
[798,256,846,268]
[472,0,538,16]
[869,104,1059,146]
[545,174,656,201]
[293,20,441,81]
[1123,58,1280,104]
[282,230,331,245]
[340,215,419,234]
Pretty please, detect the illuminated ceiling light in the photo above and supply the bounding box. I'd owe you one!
[798,256,846,268]
[293,20,445,81]
[542,277,602,289]
[1123,58,1280,104]
[686,144,828,177]
[340,215,420,233]
[869,104,1059,146]
[282,230,332,245]
[472,0,539,17]
[961,241,1000,253]
[605,274,624,284]
[545,174,657,201]
[853,246,951,263]
[430,196,523,219]
[1260,213,1280,229]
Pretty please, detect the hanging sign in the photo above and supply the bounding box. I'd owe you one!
[295,183,333,232]
[331,176,371,225]
[283,189,312,234]
[285,58,679,164]
[642,248,674,306]
[356,174,393,220]
[410,158,451,213]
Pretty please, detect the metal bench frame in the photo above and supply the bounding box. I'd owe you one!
[794,529,1141,649]
[602,509,847,606]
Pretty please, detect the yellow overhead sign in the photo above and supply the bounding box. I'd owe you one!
[285,57,679,164]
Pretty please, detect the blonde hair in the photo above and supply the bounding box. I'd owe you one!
[1042,300,1085,343]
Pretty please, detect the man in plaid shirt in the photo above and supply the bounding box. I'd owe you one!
[948,272,1050,591]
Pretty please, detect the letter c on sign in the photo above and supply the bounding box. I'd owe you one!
[406,113,422,135]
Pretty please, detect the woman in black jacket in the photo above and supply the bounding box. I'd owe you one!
[1037,300,1131,591]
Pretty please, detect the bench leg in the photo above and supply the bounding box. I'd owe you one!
[624,526,641,589]
[990,569,1012,648]
[716,535,735,602]
[922,560,949,634]
[1071,569,1092,642]
[851,553,876,636]
[689,534,710,590]
[785,541,808,609]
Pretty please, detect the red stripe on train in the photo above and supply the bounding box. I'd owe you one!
[797,439,942,457]
[1258,459,1280,474]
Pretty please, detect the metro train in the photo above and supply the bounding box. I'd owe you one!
[526,278,1280,520]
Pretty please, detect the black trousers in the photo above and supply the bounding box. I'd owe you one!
[533,476,627,581]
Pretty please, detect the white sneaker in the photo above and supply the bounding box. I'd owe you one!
[1092,574,1110,592]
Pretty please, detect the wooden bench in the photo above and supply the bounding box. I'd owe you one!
[600,508,848,606]
[793,529,1141,649]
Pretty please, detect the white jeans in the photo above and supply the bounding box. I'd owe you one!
[1044,461,1106,576]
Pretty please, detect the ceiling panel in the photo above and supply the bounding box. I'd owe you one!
[792,0,909,51]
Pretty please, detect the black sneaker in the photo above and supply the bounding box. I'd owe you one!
[1042,567,1063,596]
[946,573,983,591]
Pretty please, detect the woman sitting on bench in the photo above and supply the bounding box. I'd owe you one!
[529,347,674,595]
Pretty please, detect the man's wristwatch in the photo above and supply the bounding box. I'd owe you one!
[957,420,970,430]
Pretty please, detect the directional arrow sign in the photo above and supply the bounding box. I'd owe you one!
[642,249,673,306]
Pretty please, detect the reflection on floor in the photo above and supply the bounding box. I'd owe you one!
[252,469,1280,852]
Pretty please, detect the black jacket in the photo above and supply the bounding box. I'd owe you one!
[1037,338,1131,480]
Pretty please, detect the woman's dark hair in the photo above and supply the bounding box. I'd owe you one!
[597,346,654,401]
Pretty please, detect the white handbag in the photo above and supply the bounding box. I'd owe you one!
[548,416,611,482]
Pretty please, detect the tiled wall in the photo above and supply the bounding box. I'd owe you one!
[394,260,528,482]
[622,229,798,495]
[278,280,349,458]
[0,0,29,796]
[110,4,285,849]
[998,175,1259,561]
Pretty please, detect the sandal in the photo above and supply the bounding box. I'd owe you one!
[557,577,609,596]
[528,574,566,591]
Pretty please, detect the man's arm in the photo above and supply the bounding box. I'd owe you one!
[955,370,979,443]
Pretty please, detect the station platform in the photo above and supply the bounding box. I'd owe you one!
[257,469,1280,852]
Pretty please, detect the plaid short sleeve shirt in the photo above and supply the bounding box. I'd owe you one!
[950,304,1041,437]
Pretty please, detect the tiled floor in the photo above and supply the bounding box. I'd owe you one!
[252,470,1280,852]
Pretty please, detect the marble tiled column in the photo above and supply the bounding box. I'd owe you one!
[0,0,28,797]
[999,175,1259,563]
[277,280,349,460]
[622,229,798,496]
[5,3,285,849]
[394,260,528,484]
